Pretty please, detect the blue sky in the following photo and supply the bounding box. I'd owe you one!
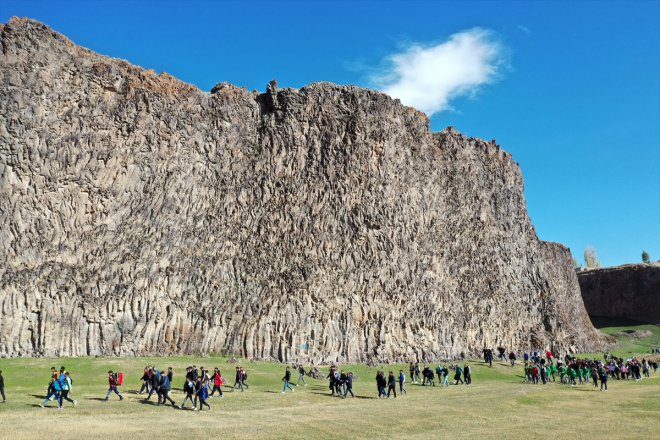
[2,0,659,267]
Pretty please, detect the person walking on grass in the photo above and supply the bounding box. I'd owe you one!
[180,377,196,410]
[398,370,407,395]
[157,368,176,406]
[387,371,397,398]
[240,367,249,389]
[376,371,387,398]
[297,365,307,386]
[104,371,123,402]
[442,366,450,387]
[139,367,152,395]
[282,367,295,393]
[196,378,211,411]
[209,368,224,398]
[343,372,355,398]
[463,364,471,385]
[233,366,244,392]
[146,367,160,401]
[58,369,76,408]
[509,351,516,367]
[454,365,464,385]
[0,370,5,403]
[40,376,61,407]
[599,366,608,391]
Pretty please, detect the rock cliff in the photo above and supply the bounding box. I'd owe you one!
[0,18,604,361]
[578,264,660,324]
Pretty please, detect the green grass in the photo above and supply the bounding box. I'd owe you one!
[0,322,659,439]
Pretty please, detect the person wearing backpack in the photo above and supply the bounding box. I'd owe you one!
[398,370,407,395]
[442,367,450,387]
[209,368,224,398]
[104,371,123,401]
[58,369,76,408]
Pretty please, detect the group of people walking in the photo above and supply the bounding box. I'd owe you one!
[13,349,656,409]
[39,366,77,409]
[408,362,472,387]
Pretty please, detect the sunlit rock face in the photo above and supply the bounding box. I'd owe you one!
[0,18,604,361]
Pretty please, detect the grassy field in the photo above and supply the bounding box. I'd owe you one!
[0,320,658,440]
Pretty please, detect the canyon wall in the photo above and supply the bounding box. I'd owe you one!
[0,18,604,361]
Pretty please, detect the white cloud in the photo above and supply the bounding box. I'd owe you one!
[373,28,506,116]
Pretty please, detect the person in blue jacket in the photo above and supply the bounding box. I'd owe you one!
[40,376,61,407]
[196,377,211,411]
[157,368,176,406]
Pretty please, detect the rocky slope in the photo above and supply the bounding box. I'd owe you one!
[578,264,660,324]
[0,18,604,361]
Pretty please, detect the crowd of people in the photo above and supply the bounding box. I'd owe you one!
[1,349,653,409]
[484,347,660,392]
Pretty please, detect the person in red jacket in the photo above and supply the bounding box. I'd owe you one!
[104,370,124,401]
[209,368,224,398]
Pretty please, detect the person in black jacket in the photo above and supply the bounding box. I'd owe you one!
[146,367,160,401]
[297,365,307,386]
[376,371,387,398]
[234,366,244,392]
[343,372,354,398]
[387,371,397,398]
[0,370,5,403]
[281,367,294,393]
[139,367,152,394]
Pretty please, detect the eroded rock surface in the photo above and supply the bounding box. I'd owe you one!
[578,264,660,324]
[0,18,604,361]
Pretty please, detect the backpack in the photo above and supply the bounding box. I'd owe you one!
[117,372,123,386]
[243,372,248,381]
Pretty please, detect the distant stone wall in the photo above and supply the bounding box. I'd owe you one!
[578,264,660,324]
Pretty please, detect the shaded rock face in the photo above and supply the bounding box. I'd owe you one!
[0,18,604,362]
[578,264,660,324]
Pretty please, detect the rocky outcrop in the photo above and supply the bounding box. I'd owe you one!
[0,18,605,361]
[578,264,660,324]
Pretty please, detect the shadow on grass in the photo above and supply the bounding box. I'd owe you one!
[310,391,376,400]
[87,397,108,401]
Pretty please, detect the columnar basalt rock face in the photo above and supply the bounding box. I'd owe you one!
[0,18,605,361]
[578,264,660,324]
